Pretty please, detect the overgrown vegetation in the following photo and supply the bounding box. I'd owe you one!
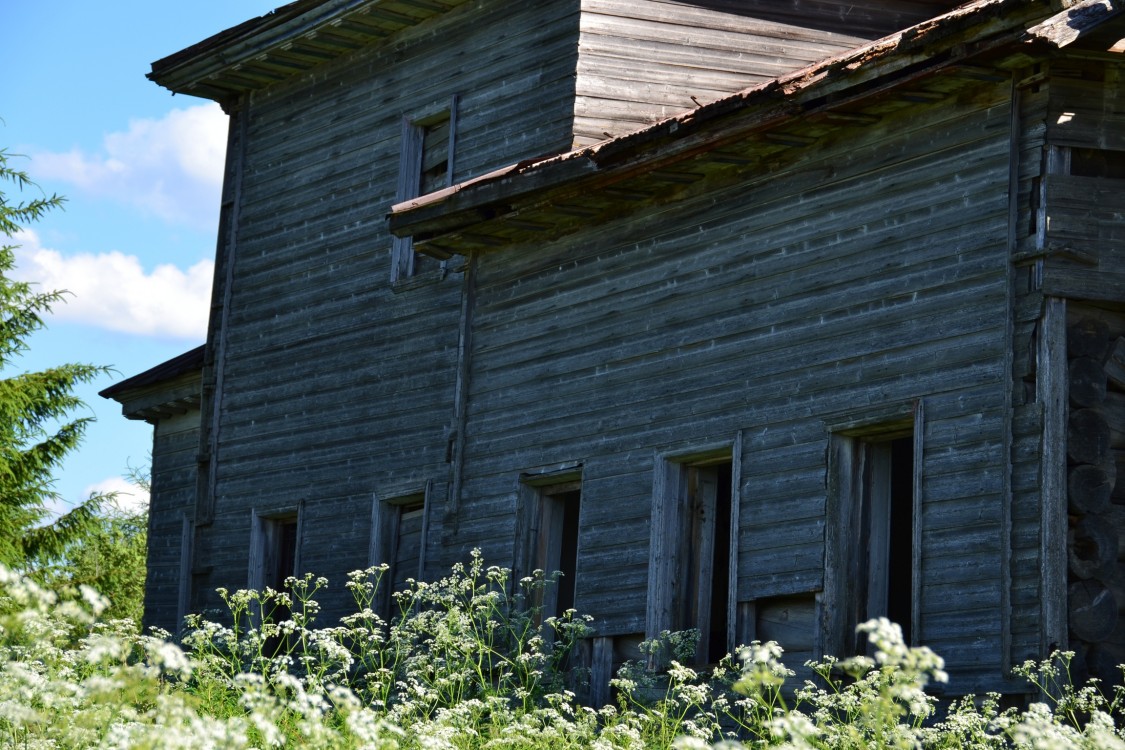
[0,148,113,568]
[36,500,148,623]
[2,552,1124,749]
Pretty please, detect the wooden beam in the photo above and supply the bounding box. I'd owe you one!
[1027,0,1124,48]
[1039,297,1069,655]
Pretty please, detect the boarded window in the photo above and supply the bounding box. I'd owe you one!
[516,471,583,622]
[391,95,458,283]
[369,485,432,615]
[648,444,741,666]
[825,405,922,656]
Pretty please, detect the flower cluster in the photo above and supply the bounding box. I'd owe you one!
[3,557,1125,748]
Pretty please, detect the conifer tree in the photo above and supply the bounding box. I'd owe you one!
[0,148,110,568]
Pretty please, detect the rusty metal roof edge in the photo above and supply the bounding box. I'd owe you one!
[391,0,1118,238]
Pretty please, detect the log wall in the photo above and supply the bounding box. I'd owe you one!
[456,76,1015,691]
[143,411,200,633]
[1044,56,1125,686]
[193,0,581,618]
[1008,54,1125,683]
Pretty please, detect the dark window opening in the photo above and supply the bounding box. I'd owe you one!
[269,519,299,592]
[370,490,430,617]
[885,438,915,644]
[420,117,451,194]
[391,501,426,596]
[703,462,733,664]
[534,485,582,621]
[679,460,733,664]
[1070,147,1125,179]
[392,96,457,282]
[827,413,920,660]
[252,514,299,655]
[854,434,915,653]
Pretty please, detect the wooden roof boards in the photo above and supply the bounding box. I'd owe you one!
[388,0,1125,253]
[100,346,206,423]
[148,0,471,102]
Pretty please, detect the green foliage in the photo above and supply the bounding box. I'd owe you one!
[39,503,148,624]
[2,555,1125,748]
[0,148,111,567]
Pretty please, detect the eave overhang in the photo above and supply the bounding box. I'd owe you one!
[149,0,472,102]
[388,0,1124,256]
[100,346,205,424]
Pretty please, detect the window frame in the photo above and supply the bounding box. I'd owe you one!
[514,465,584,622]
[391,94,459,284]
[822,400,924,657]
[646,435,742,666]
[369,481,433,615]
[247,503,304,628]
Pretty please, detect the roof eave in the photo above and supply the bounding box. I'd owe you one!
[389,0,1124,245]
[148,0,470,101]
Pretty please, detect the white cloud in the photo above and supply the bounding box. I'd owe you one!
[84,477,150,515]
[29,104,228,227]
[12,228,212,340]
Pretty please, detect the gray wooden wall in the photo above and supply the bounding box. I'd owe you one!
[166,0,1125,697]
[453,75,1016,691]
[573,0,959,145]
[1008,54,1125,683]
[194,0,581,618]
[144,412,200,633]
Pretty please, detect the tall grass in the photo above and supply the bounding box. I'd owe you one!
[1,553,1124,748]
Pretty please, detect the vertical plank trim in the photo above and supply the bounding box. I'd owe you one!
[590,636,614,708]
[1039,296,1069,654]
[392,115,424,283]
[418,479,434,581]
[293,499,306,576]
[446,94,459,186]
[738,600,757,648]
[1001,75,1019,671]
[646,454,675,646]
[448,254,477,523]
[866,443,892,631]
[176,512,193,638]
[202,97,249,524]
[539,497,565,620]
[728,430,743,655]
[692,468,717,663]
[512,480,535,591]
[1034,145,1071,288]
[246,509,268,630]
[821,435,850,659]
[368,494,384,569]
[911,399,925,646]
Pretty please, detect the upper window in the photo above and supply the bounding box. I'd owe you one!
[392,95,458,283]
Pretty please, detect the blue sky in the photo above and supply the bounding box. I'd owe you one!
[2,2,278,514]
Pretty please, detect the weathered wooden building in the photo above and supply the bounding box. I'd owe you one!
[103,0,1125,696]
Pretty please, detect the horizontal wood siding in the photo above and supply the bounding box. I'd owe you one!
[459,79,1014,690]
[573,0,957,145]
[200,0,580,620]
[144,414,200,634]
